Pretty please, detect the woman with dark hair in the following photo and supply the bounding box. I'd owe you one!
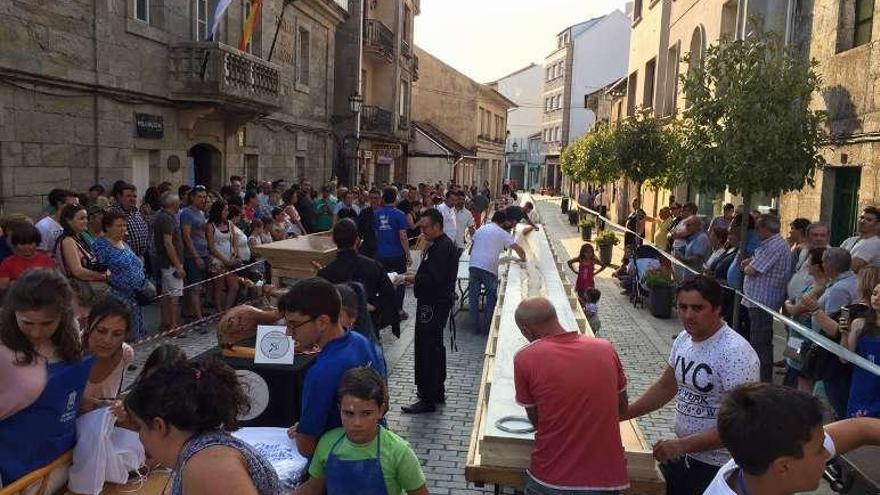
[206,199,240,312]
[0,269,93,485]
[94,210,147,340]
[0,222,55,291]
[55,204,111,319]
[124,359,282,495]
[281,188,305,237]
[80,297,135,414]
[783,247,829,392]
[243,190,259,223]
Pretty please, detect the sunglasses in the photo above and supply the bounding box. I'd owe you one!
[193,185,207,192]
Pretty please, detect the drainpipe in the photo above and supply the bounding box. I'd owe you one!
[92,0,101,186]
[355,0,364,185]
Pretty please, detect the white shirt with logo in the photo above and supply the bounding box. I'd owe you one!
[668,324,760,466]
[703,432,836,494]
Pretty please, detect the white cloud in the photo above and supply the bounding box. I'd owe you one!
[414,0,630,82]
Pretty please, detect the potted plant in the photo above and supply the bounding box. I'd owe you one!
[561,196,570,213]
[568,209,579,226]
[578,219,596,241]
[643,267,675,319]
[593,231,618,265]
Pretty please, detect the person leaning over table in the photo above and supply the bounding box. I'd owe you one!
[513,297,629,494]
[282,278,387,457]
[622,275,759,495]
[0,269,94,486]
[124,358,282,495]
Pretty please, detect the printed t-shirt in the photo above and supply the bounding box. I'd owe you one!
[298,331,387,438]
[703,432,836,495]
[668,325,760,466]
[309,426,426,494]
[469,223,514,276]
[179,207,208,258]
[373,206,407,258]
[0,253,55,280]
[514,332,629,490]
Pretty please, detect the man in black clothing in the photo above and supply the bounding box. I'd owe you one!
[356,189,381,258]
[317,219,400,338]
[402,208,460,414]
[297,181,317,234]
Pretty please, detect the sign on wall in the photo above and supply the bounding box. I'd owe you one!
[134,113,164,139]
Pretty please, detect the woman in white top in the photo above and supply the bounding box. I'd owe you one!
[228,206,251,263]
[80,297,134,414]
[206,199,240,312]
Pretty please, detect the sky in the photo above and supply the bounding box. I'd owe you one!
[414,0,631,83]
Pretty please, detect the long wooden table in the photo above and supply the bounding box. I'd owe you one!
[465,221,664,494]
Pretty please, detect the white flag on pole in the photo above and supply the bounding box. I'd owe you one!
[209,0,234,41]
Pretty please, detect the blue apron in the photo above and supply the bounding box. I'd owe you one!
[324,428,388,495]
[848,335,880,418]
[0,356,94,485]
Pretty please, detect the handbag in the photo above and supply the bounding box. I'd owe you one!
[134,279,157,306]
[70,278,112,307]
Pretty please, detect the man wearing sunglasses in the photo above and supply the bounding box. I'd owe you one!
[281,278,386,457]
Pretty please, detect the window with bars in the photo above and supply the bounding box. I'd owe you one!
[854,0,874,47]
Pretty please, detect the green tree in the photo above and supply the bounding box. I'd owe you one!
[679,29,827,208]
[614,109,685,196]
[560,124,621,185]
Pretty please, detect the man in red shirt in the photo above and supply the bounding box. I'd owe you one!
[513,297,629,494]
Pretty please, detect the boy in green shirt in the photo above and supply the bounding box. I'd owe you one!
[295,367,428,495]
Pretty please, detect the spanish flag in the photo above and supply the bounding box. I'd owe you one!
[239,0,263,51]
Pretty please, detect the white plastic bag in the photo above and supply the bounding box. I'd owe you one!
[67,408,146,494]
[232,427,308,488]
[68,408,114,495]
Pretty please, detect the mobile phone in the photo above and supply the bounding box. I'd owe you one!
[839,306,851,330]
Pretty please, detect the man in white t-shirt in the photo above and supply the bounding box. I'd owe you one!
[436,191,458,251]
[840,206,880,273]
[705,382,880,495]
[468,211,526,334]
[623,275,759,495]
[35,188,78,260]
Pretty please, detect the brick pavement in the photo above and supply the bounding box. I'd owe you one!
[533,198,678,446]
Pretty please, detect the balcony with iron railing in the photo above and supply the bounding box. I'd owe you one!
[168,42,281,112]
[364,19,394,62]
[361,105,393,134]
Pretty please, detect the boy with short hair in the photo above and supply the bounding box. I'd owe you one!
[706,382,880,494]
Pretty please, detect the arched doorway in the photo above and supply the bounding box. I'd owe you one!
[188,144,221,190]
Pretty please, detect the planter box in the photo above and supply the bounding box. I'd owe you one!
[568,210,579,225]
[561,197,570,213]
[598,244,613,265]
[581,227,593,241]
[648,284,674,319]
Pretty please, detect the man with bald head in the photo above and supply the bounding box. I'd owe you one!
[513,297,630,494]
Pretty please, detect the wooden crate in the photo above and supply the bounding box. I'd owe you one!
[251,232,338,283]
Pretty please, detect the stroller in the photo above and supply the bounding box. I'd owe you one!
[630,245,663,309]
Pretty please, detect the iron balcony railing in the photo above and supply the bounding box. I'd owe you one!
[364,19,394,62]
[361,105,393,134]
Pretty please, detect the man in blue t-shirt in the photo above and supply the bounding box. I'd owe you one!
[282,278,386,457]
[180,186,209,320]
[373,187,411,318]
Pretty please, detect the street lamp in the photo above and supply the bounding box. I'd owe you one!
[349,92,363,114]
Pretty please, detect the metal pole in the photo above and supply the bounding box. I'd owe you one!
[267,0,291,63]
[354,0,364,186]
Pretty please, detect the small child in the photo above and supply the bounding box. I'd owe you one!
[582,287,601,335]
[567,243,606,303]
[294,367,428,495]
[248,219,272,279]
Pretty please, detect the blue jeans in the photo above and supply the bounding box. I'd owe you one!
[468,267,497,334]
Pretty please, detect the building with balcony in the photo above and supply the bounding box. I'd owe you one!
[410,47,516,196]
[0,0,349,214]
[541,10,632,192]
[333,0,419,187]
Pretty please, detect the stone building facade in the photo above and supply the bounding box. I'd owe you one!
[0,0,347,215]
[333,0,418,187]
[779,0,880,246]
[410,47,515,196]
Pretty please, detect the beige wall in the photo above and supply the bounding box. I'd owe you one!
[626,0,672,116]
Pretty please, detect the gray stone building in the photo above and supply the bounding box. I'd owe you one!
[333,0,419,186]
[0,0,348,215]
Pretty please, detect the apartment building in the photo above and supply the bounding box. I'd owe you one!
[333,0,419,186]
[0,0,349,214]
[541,11,631,192]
